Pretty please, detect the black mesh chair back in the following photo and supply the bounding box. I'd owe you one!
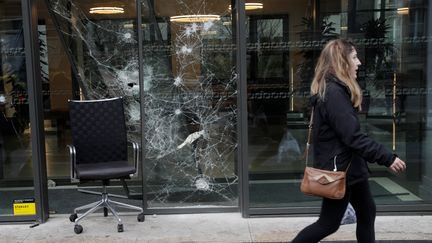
[69,97,127,165]
[69,97,136,180]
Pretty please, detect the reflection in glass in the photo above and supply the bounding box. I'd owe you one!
[247,0,432,209]
[0,0,34,216]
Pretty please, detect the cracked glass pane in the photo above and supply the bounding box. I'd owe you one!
[46,0,141,141]
[141,0,238,207]
[45,0,143,210]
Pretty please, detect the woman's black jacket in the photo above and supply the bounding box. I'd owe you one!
[310,75,394,185]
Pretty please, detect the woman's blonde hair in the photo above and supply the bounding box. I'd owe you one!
[311,39,362,109]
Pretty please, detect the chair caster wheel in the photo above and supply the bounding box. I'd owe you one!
[69,213,78,222]
[74,224,83,234]
[103,207,108,217]
[117,224,124,232]
[137,213,145,222]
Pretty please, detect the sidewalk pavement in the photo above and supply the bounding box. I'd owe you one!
[0,213,431,242]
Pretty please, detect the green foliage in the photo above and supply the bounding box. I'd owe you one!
[296,17,339,90]
[361,18,395,86]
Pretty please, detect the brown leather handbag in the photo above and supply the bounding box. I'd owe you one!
[300,108,350,200]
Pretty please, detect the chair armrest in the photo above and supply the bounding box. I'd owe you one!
[66,145,79,182]
[128,141,140,177]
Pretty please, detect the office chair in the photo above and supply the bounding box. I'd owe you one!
[67,97,145,234]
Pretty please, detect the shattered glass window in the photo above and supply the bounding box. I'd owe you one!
[141,0,238,207]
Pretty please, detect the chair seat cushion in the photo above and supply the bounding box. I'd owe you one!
[76,161,136,180]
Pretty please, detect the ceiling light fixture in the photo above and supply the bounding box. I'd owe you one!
[228,3,264,11]
[170,14,220,23]
[123,23,147,29]
[397,7,409,15]
[89,7,124,14]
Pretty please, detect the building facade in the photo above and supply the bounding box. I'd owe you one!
[1,0,432,223]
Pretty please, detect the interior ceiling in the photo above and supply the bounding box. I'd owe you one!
[1,0,306,21]
[54,0,299,19]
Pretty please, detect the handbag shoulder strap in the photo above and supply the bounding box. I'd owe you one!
[305,108,314,167]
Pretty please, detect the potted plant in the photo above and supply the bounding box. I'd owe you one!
[360,17,395,115]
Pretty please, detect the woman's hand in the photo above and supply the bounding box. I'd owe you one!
[389,157,406,173]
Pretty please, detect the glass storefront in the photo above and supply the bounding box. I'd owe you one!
[1,0,432,222]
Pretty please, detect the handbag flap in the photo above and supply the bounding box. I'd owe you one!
[305,167,345,185]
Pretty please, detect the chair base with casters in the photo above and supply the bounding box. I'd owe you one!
[69,180,145,234]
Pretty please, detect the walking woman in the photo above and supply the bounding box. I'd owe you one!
[291,39,406,243]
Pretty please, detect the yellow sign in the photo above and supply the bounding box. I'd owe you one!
[13,199,36,215]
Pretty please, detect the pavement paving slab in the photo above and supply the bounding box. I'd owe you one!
[0,213,430,242]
